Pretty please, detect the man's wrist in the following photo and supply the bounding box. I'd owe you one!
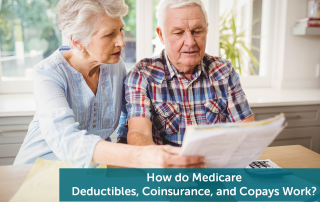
[127,131,151,146]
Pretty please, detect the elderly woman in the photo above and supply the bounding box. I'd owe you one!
[14,0,204,168]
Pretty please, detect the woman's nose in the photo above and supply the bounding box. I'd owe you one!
[115,33,126,47]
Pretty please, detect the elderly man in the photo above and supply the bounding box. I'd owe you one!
[125,0,255,147]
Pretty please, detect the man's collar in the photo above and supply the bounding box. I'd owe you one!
[201,58,209,78]
[164,51,208,81]
[164,51,178,80]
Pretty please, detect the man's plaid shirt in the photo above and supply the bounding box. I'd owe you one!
[125,50,252,146]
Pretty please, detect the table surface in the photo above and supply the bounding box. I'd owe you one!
[0,145,320,202]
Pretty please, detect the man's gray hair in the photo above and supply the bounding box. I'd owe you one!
[156,0,208,31]
[57,0,128,48]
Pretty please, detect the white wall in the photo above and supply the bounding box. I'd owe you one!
[274,0,320,88]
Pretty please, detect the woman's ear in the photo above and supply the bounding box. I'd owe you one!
[156,27,165,45]
[70,35,85,51]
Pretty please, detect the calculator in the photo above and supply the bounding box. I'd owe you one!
[245,159,291,176]
[246,159,281,169]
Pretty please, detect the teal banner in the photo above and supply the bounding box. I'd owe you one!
[59,168,320,201]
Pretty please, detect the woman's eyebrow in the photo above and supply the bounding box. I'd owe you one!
[98,28,113,34]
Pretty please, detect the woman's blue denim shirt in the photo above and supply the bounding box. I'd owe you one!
[14,46,128,168]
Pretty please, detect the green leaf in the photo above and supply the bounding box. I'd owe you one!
[219,10,261,75]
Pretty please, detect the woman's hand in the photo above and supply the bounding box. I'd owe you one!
[135,145,205,168]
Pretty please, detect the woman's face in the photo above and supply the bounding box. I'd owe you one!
[85,14,125,64]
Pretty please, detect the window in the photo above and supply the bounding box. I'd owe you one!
[143,0,274,88]
[0,0,61,93]
[218,0,275,87]
[219,0,263,76]
[122,0,136,72]
[152,0,164,57]
[0,0,278,93]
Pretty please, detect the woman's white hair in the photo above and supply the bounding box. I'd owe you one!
[156,0,208,31]
[57,0,128,48]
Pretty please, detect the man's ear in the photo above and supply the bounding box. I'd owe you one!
[70,35,85,51]
[156,27,165,45]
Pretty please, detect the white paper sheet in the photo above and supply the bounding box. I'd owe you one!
[180,114,286,168]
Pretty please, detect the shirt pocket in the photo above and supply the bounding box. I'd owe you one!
[153,102,180,135]
[204,98,227,124]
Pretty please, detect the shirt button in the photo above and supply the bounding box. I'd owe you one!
[93,125,96,128]
[93,120,96,123]
[165,112,169,116]
[94,113,97,117]
[94,103,97,106]
[94,108,97,111]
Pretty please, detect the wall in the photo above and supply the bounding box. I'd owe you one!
[274,0,320,88]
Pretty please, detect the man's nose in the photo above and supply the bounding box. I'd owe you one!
[184,32,196,47]
[115,32,126,47]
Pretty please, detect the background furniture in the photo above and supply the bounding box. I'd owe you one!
[0,116,33,165]
[252,105,320,153]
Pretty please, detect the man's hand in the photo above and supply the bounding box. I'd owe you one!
[135,145,205,168]
[128,117,155,146]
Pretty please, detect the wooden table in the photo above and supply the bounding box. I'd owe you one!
[259,145,320,168]
[1,145,320,202]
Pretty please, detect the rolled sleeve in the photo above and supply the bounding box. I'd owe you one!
[117,125,128,140]
[226,63,253,122]
[116,110,128,140]
[125,68,153,122]
[116,73,128,140]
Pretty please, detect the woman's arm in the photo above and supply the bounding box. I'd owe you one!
[92,141,204,168]
[34,65,102,168]
[35,63,204,168]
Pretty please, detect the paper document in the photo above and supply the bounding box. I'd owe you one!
[180,114,286,168]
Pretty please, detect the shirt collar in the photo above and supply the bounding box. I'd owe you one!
[164,51,207,81]
[164,51,177,80]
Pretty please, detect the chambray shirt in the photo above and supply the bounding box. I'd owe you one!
[14,46,127,168]
[125,50,252,146]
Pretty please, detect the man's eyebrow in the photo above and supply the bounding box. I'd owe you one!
[172,27,184,31]
[171,25,204,31]
[192,25,204,30]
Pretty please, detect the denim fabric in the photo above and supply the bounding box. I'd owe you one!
[14,46,127,168]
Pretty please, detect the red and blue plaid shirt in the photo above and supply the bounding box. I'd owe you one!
[125,50,252,146]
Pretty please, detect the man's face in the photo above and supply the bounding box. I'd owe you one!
[157,5,208,71]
